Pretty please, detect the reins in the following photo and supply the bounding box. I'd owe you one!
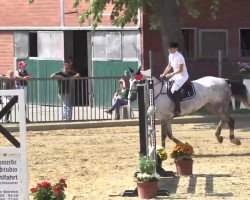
[153,77,165,100]
[129,77,166,101]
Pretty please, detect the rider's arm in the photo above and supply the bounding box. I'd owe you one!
[170,63,183,76]
[160,63,172,78]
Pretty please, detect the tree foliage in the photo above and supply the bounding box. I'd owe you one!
[29,0,226,61]
[72,0,225,29]
[29,0,225,29]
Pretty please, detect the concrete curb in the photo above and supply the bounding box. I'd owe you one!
[4,114,250,132]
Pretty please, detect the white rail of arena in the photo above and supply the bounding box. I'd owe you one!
[0,89,28,200]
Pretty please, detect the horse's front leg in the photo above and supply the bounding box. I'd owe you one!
[161,119,181,148]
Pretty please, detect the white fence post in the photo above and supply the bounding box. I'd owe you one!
[0,89,28,200]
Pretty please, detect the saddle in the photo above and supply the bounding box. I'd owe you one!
[167,79,196,102]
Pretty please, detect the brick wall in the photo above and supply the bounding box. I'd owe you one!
[0,32,14,75]
[0,0,136,27]
[142,0,250,80]
[0,0,60,26]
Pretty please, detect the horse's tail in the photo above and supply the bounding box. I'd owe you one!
[226,79,250,108]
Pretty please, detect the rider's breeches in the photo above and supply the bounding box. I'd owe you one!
[170,77,188,93]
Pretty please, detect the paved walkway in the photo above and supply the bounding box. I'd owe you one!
[3,113,250,132]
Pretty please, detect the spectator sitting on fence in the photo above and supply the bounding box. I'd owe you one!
[105,78,129,120]
[51,63,80,121]
[0,70,17,123]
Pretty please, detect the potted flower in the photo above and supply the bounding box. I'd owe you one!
[156,147,168,174]
[30,178,67,200]
[134,156,160,199]
[238,62,250,79]
[170,142,194,176]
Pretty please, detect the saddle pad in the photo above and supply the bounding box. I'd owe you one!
[167,82,196,102]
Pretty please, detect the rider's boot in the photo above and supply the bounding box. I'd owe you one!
[172,90,181,117]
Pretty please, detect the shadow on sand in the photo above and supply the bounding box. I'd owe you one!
[157,173,233,199]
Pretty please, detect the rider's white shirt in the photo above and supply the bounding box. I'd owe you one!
[169,51,189,89]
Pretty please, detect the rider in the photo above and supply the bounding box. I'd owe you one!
[160,42,189,117]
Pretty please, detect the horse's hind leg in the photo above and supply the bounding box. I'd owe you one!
[205,104,225,143]
[206,103,241,145]
[218,114,241,145]
[161,120,181,148]
[215,120,224,143]
[225,115,241,145]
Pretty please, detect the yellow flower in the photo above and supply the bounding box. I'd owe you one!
[156,148,168,161]
[169,142,194,161]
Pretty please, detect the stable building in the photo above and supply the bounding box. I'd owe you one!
[1,0,250,80]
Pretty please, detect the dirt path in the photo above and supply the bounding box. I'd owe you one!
[2,121,250,199]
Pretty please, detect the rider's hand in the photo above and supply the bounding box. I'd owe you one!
[165,73,173,79]
[160,73,165,78]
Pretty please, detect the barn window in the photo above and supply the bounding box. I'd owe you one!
[37,31,64,59]
[92,31,107,60]
[15,31,64,59]
[199,29,228,58]
[240,29,250,57]
[106,32,122,60]
[122,31,139,61]
[14,31,29,59]
[181,28,197,58]
[92,31,139,61]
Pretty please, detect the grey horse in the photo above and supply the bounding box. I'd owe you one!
[128,69,250,148]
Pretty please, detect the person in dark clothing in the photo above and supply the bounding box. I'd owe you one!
[105,79,129,120]
[15,61,33,102]
[15,60,33,102]
[15,60,33,123]
[65,56,77,72]
[51,63,80,120]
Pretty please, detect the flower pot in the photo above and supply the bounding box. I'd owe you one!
[175,159,193,176]
[137,181,158,199]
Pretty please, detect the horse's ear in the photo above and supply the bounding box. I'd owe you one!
[131,67,141,76]
[129,67,134,74]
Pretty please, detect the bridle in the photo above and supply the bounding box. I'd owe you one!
[129,76,165,100]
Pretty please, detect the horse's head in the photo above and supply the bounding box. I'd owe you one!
[128,77,144,102]
[128,67,145,102]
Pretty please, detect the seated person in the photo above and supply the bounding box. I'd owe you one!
[105,79,129,120]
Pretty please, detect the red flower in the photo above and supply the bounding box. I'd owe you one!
[53,187,60,197]
[31,179,66,199]
[36,183,42,188]
[59,178,67,188]
[40,181,51,188]
[30,187,37,193]
[59,178,65,183]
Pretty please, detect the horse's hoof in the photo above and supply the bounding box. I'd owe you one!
[231,138,241,145]
[217,136,223,143]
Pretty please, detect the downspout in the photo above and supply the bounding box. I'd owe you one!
[138,8,144,70]
[60,0,65,26]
